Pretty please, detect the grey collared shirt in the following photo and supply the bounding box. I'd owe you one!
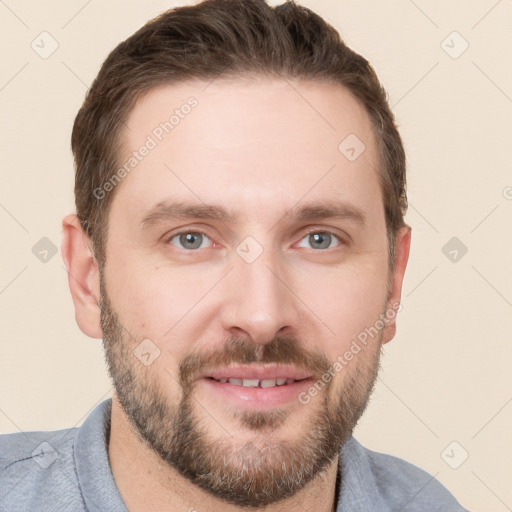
[0,399,467,511]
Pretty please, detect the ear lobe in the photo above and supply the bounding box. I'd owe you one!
[381,224,411,345]
[61,214,103,339]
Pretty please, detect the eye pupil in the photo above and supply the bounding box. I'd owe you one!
[309,233,331,249]
[180,233,203,249]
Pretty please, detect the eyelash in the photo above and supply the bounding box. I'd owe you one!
[166,228,346,251]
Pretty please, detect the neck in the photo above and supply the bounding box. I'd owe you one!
[108,397,340,512]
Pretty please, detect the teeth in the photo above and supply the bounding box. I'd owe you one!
[242,379,260,387]
[220,377,295,388]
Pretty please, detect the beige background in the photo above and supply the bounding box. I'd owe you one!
[1,1,511,510]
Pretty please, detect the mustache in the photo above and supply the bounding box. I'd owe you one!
[178,336,333,393]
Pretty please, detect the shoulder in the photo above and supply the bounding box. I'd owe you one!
[343,437,468,511]
[0,427,76,465]
[0,427,86,512]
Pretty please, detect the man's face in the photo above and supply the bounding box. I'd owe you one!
[99,79,398,506]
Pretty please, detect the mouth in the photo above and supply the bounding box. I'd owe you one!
[199,365,315,409]
[205,377,307,388]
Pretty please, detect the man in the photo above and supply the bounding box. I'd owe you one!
[0,1,467,510]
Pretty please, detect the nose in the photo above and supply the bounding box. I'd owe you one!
[220,249,301,345]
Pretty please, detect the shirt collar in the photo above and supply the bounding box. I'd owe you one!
[337,435,389,511]
[74,399,127,511]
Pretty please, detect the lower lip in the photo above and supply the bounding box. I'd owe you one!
[200,377,314,409]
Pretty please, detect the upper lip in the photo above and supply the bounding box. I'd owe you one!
[203,364,313,381]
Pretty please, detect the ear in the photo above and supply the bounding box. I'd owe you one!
[61,214,103,339]
[381,224,411,345]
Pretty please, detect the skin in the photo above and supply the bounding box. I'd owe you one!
[62,78,411,512]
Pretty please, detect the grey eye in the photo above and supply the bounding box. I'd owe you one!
[169,232,211,250]
[297,232,340,250]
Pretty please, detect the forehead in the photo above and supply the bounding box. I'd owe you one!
[113,78,383,227]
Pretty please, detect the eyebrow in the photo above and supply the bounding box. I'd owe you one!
[288,201,367,227]
[139,199,367,229]
[140,201,241,229]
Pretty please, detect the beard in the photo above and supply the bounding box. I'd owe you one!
[99,274,383,507]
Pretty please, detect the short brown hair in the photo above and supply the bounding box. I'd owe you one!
[72,0,407,271]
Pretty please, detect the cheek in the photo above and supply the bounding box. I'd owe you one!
[297,262,388,354]
[103,252,199,340]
